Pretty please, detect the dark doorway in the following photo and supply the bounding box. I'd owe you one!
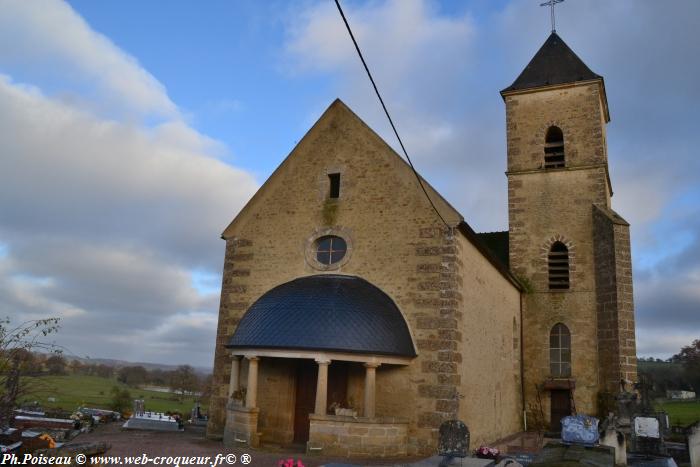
[293,360,317,444]
[327,361,349,411]
[550,389,572,433]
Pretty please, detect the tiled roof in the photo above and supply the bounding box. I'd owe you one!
[227,275,416,357]
[502,32,601,93]
[476,231,510,269]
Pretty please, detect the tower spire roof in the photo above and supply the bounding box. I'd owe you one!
[502,32,601,94]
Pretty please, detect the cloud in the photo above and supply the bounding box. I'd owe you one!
[283,0,700,359]
[0,2,258,367]
[0,0,177,120]
[284,0,513,226]
[0,75,256,268]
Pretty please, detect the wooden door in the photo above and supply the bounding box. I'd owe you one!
[327,361,349,411]
[293,360,317,444]
[550,389,571,433]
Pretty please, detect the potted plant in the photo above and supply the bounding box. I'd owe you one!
[329,399,357,417]
[231,387,247,406]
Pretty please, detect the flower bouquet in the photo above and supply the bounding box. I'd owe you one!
[474,445,500,460]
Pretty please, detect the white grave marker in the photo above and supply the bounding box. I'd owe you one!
[634,417,660,439]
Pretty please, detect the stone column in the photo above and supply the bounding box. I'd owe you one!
[363,363,380,418]
[228,356,240,398]
[314,359,331,415]
[245,356,259,409]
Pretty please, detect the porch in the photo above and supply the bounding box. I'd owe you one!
[223,349,410,457]
[221,275,417,457]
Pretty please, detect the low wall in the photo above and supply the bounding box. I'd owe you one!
[308,414,408,458]
[223,404,260,448]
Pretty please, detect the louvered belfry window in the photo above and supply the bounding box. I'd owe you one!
[544,126,565,169]
[548,241,570,290]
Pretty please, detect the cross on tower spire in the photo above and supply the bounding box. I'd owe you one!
[540,0,565,33]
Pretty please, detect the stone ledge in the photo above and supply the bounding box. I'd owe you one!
[226,403,259,414]
[309,413,408,424]
[308,414,409,458]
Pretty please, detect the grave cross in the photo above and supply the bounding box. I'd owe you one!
[540,0,565,33]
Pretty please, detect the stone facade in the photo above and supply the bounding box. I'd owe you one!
[207,36,638,453]
[503,80,636,426]
[308,414,408,457]
[223,405,260,448]
[207,100,523,456]
[593,205,637,392]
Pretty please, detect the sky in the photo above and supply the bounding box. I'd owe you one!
[0,0,698,368]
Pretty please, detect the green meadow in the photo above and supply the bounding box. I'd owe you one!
[656,399,700,426]
[20,375,204,415]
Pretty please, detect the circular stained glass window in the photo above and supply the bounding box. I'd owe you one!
[315,235,347,265]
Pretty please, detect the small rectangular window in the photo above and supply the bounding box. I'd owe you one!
[328,173,340,199]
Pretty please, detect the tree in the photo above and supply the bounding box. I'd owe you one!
[46,354,67,375]
[69,359,85,375]
[117,366,148,386]
[12,348,37,375]
[109,386,132,414]
[671,339,700,391]
[638,359,690,397]
[0,317,61,429]
[147,368,168,386]
[94,364,114,378]
[169,365,198,398]
[198,373,213,406]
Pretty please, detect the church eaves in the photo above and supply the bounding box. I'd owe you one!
[501,32,602,93]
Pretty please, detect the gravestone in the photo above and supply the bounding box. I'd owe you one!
[615,389,638,430]
[626,453,679,466]
[600,429,627,466]
[631,415,666,456]
[635,417,660,438]
[561,415,599,445]
[122,412,181,431]
[687,422,700,467]
[504,453,535,465]
[438,420,470,465]
[494,460,524,467]
[530,442,614,467]
[133,399,145,416]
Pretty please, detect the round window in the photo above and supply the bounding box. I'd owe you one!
[315,235,347,265]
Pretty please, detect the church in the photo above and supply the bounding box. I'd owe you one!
[206,31,638,458]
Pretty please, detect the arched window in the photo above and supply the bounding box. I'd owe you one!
[550,323,571,377]
[544,126,565,168]
[548,241,570,290]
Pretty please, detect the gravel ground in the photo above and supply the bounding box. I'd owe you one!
[73,423,426,467]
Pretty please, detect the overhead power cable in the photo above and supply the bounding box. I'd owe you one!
[333,0,451,230]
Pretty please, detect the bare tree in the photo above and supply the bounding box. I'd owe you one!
[0,317,61,429]
[46,354,67,375]
[169,365,198,399]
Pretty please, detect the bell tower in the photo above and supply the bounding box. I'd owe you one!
[501,32,637,428]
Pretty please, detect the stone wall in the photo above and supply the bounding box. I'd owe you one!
[504,82,609,175]
[505,82,617,424]
[510,169,605,421]
[308,414,408,457]
[593,205,637,393]
[223,405,259,448]
[207,99,522,455]
[455,232,524,447]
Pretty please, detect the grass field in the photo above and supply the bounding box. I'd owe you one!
[656,399,700,426]
[20,375,204,415]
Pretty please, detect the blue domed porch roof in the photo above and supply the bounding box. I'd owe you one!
[226,275,416,358]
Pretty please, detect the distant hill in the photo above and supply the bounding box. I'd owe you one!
[40,353,211,376]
